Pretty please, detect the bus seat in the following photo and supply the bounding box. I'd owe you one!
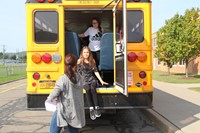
[65,32,81,58]
[98,33,114,71]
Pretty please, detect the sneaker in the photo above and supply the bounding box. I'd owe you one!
[94,106,101,117]
[90,109,96,120]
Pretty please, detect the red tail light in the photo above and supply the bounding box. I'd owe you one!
[143,81,147,86]
[32,82,36,87]
[139,71,146,79]
[134,0,140,2]
[42,53,52,63]
[128,52,137,62]
[33,72,40,80]
[37,0,45,3]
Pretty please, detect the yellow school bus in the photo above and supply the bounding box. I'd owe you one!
[26,0,152,109]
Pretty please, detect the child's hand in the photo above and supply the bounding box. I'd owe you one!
[101,81,109,85]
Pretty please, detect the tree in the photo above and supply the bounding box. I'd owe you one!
[10,55,16,60]
[154,14,180,75]
[155,8,200,78]
[175,8,200,78]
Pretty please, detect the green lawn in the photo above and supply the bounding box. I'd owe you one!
[0,73,26,84]
[0,64,27,84]
[188,87,200,92]
[153,70,200,84]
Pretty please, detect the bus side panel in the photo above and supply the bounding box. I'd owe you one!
[26,4,65,109]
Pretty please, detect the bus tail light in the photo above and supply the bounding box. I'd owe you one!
[143,81,147,86]
[128,52,137,62]
[48,0,55,2]
[32,82,36,87]
[33,72,40,80]
[139,71,146,79]
[52,53,62,63]
[42,53,52,63]
[37,0,45,3]
[137,52,147,62]
[32,53,41,64]
[134,0,140,2]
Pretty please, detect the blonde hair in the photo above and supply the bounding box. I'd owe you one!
[79,46,96,68]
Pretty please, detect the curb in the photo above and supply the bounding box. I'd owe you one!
[142,109,184,133]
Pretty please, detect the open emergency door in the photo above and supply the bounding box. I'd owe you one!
[113,0,128,96]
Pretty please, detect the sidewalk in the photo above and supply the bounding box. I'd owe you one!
[149,80,200,133]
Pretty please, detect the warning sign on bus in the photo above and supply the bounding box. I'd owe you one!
[128,71,133,86]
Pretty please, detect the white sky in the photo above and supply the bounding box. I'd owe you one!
[0,0,199,52]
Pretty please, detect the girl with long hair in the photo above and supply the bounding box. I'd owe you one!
[77,46,108,120]
[47,54,85,133]
[78,17,103,69]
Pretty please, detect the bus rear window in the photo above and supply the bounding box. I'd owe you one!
[127,10,144,43]
[34,11,58,44]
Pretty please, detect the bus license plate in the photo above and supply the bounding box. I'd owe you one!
[39,80,56,89]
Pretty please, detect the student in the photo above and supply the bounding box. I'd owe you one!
[78,17,103,69]
[47,54,85,133]
[77,46,108,120]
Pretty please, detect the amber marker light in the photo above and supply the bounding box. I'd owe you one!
[48,0,55,3]
[137,52,147,62]
[32,53,41,64]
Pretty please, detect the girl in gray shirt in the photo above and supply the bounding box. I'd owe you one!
[47,54,85,133]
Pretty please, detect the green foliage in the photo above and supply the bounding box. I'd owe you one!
[177,8,200,61]
[155,8,200,77]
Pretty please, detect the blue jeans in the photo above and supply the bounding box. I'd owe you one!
[50,111,79,133]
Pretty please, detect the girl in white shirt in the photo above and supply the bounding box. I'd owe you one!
[78,17,103,69]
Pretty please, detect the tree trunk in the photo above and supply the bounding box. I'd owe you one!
[185,59,189,78]
[167,67,170,76]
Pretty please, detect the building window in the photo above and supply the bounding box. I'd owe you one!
[179,60,185,66]
[158,60,161,65]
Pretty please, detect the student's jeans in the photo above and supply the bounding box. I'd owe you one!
[50,111,79,133]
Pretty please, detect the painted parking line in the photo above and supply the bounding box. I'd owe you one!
[0,84,26,94]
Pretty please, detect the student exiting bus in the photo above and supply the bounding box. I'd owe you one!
[77,47,108,120]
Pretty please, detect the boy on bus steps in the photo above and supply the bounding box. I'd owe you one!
[77,46,108,120]
[46,54,85,133]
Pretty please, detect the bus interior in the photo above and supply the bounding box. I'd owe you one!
[64,10,115,87]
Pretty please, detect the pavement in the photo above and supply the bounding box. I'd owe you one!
[144,80,200,133]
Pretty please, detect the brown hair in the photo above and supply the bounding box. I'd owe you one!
[79,46,96,68]
[91,17,102,33]
[64,54,77,84]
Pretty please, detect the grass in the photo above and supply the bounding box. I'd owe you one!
[153,70,200,84]
[188,87,200,93]
[0,64,27,84]
[0,73,27,84]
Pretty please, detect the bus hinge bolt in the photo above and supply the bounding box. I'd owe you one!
[46,74,50,78]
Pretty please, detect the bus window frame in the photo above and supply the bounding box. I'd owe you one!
[34,10,59,44]
[127,10,144,43]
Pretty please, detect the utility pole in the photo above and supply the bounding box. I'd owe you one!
[1,45,6,65]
